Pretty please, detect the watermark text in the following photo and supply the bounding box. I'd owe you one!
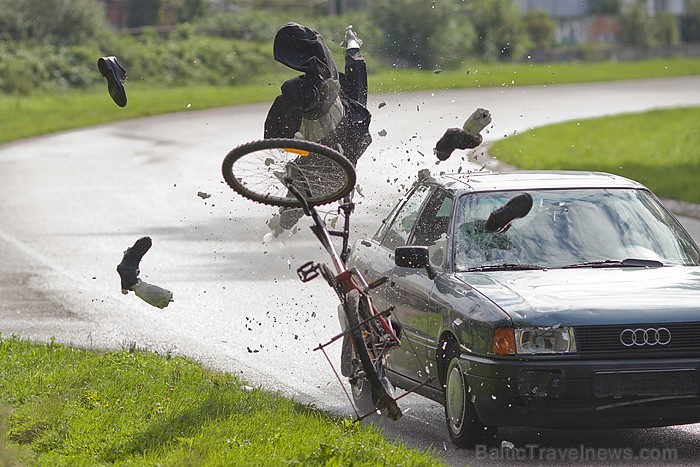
[475,443,678,462]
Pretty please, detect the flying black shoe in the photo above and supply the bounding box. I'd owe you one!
[485,193,533,233]
[97,56,127,107]
[117,236,152,292]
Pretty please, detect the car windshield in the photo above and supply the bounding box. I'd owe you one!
[454,188,700,271]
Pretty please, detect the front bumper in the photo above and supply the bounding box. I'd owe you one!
[460,353,700,428]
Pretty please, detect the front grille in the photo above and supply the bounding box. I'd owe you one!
[575,323,700,356]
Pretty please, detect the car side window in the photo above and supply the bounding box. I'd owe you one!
[380,184,432,251]
[410,190,453,267]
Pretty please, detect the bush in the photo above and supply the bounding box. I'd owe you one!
[681,0,700,42]
[655,12,680,46]
[0,43,99,95]
[0,0,106,44]
[523,8,556,49]
[371,0,476,68]
[0,34,276,95]
[620,2,655,47]
[193,10,290,42]
[465,0,532,61]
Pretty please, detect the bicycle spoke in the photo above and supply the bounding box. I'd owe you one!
[222,138,356,208]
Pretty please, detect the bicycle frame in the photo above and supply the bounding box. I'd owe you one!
[285,179,398,339]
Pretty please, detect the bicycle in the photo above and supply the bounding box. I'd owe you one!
[221,138,403,420]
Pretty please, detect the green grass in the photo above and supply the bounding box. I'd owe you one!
[369,56,700,93]
[0,83,281,146]
[2,57,700,146]
[0,336,442,466]
[489,107,700,203]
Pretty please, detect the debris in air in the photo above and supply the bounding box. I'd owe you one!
[198,191,211,199]
[378,101,387,109]
[378,129,388,137]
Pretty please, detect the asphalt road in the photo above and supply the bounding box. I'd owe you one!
[1,76,700,466]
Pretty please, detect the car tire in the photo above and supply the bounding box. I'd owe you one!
[444,345,497,447]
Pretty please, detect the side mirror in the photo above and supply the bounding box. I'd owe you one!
[394,246,437,280]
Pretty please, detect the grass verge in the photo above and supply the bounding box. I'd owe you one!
[489,107,700,204]
[0,336,443,466]
[2,57,699,147]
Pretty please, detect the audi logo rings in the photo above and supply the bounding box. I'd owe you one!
[619,327,671,347]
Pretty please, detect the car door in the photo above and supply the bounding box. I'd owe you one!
[387,188,454,383]
[348,183,428,310]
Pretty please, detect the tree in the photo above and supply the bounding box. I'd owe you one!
[175,0,208,23]
[619,1,655,47]
[588,0,621,15]
[681,0,700,42]
[523,8,555,49]
[126,0,162,28]
[464,0,531,61]
[371,0,475,68]
[655,12,680,46]
[0,0,106,43]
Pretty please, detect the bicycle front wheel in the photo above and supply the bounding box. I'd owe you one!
[344,289,402,421]
[222,138,356,208]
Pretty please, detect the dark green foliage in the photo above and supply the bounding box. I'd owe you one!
[655,12,680,46]
[125,0,162,28]
[175,0,208,23]
[0,43,102,95]
[193,9,289,42]
[620,3,680,47]
[370,0,476,68]
[523,8,556,49]
[620,2,655,47]
[0,0,106,44]
[0,32,275,95]
[464,0,532,61]
[681,0,700,42]
[588,0,621,15]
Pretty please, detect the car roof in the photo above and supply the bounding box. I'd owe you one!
[428,170,647,193]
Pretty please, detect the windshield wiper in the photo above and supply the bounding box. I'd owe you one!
[464,263,548,272]
[562,258,664,269]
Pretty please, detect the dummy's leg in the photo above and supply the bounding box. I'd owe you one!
[341,26,367,106]
[117,236,173,309]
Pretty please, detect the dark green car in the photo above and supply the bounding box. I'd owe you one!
[348,170,700,447]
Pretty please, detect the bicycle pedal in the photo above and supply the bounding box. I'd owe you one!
[297,261,320,282]
[367,276,388,290]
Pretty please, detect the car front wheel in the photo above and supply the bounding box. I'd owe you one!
[444,348,497,447]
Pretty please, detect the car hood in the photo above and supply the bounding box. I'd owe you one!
[456,266,700,326]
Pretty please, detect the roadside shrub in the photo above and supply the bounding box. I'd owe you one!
[620,2,655,47]
[655,12,680,46]
[107,34,273,86]
[464,0,532,61]
[0,34,275,95]
[194,10,287,42]
[0,0,106,44]
[0,44,98,95]
[681,0,700,42]
[575,41,608,62]
[523,8,556,49]
[371,0,476,68]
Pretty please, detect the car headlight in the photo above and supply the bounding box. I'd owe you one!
[515,327,577,354]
